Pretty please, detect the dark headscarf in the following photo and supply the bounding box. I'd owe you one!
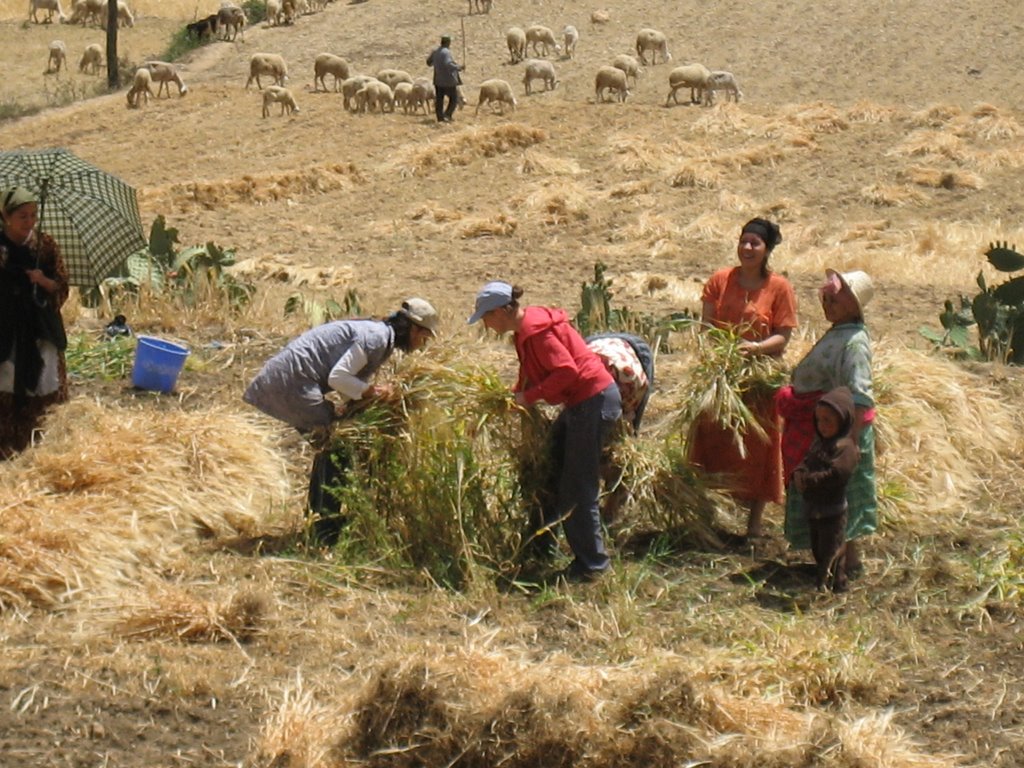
[741,217,783,253]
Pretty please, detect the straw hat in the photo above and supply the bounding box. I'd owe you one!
[826,269,874,313]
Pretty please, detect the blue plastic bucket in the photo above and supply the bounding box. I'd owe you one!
[131,336,189,393]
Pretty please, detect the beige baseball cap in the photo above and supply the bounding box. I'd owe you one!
[401,297,439,334]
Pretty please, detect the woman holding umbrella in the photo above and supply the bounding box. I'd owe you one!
[0,186,70,459]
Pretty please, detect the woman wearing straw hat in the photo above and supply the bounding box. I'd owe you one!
[244,297,439,544]
[777,269,877,577]
[0,186,70,459]
[689,218,798,539]
[468,281,622,583]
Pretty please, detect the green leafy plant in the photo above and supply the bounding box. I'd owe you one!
[241,0,267,23]
[575,262,695,350]
[920,241,1024,363]
[284,288,362,326]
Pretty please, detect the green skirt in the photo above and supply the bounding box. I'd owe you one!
[784,425,877,549]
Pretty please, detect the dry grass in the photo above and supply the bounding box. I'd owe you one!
[390,124,547,176]
[860,183,929,207]
[903,166,985,191]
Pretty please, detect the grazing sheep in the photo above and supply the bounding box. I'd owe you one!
[467,0,491,13]
[67,0,87,24]
[475,78,516,115]
[217,4,246,40]
[611,54,644,86]
[313,53,350,92]
[525,25,561,58]
[375,68,413,91]
[265,0,294,26]
[78,43,102,74]
[186,14,219,40]
[392,82,415,113]
[409,77,435,115]
[114,0,133,27]
[355,80,394,113]
[562,25,579,59]
[246,53,288,89]
[143,61,188,97]
[74,0,103,25]
[635,28,672,66]
[125,67,154,108]
[590,9,609,24]
[595,65,629,102]
[341,74,375,110]
[262,85,299,117]
[665,63,711,106]
[706,70,743,103]
[522,59,557,95]
[30,0,67,23]
[506,26,527,64]
[46,40,67,73]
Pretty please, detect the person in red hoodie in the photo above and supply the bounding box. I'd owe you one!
[469,281,622,581]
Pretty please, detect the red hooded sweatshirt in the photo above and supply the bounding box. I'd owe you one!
[514,306,613,407]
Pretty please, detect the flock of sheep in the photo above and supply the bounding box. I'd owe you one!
[33,0,743,118]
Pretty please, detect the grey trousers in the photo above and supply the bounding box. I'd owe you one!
[546,383,622,575]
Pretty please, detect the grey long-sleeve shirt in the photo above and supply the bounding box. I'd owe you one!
[426,45,461,87]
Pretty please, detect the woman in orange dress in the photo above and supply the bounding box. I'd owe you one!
[688,218,797,538]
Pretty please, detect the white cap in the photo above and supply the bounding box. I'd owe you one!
[401,297,439,334]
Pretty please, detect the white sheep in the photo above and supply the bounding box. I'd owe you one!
[355,80,394,113]
[505,27,527,64]
[143,61,189,97]
[525,25,561,58]
[313,53,350,92]
[114,0,133,27]
[590,9,609,24]
[30,0,67,23]
[126,67,154,108]
[562,25,579,59]
[409,78,435,115]
[246,53,288,89]
[78,43,102,74]
[392,81,414,113]
[611,54,644,86]
[522,59,557,95]
[46,40,67,73]
[375,68,413,91]
[475,79,516,115]
[217,3,246,40]
[265,0,294,26]
[706,70,743,103]
[341,74,375,111]
[635,28,672,66]
[665,63,711,106]
[594,65,629,103]
[94,0,134,28]
[262,85,299,117]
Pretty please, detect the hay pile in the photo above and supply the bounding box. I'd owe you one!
[0,399,297,611]
[249,650,955,768]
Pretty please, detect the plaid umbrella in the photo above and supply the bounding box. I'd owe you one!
[0,147,147,287]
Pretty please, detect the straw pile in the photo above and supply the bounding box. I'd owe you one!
[390,124,547,177]
[248,650,956,768]
[0,399,297,611]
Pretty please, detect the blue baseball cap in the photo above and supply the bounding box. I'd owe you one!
[467,281,513,324]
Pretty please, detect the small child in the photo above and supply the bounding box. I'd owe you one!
[792,386,860,592]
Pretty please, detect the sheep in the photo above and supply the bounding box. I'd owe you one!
[78,42,102,74]
[143,61,188,97]
[341,74,376,110]
[706,70,743,103]
[266,0,296,26]
[30,0,67,23]
[125,67,154,108]
[505,26,526,64]
[246,53,288,89]
[375,68,413,91]
[475,79,516,115]
[525,25,561,58]
[95,0,134,28]
[186,13,219,40]
[114,0,132,27]
[590,9,609,24]
[562,25,579,59]
[467,0,491,14]
[313,53,350,92]
[354,80,394,114]
[635,28,672,66]
[67,0,87,23]
[408,78,435,115]
[594,65,629,102]
[522,59,557,95]
[611,53,643,86]
[73,0,103,25]
[392,81,415,113]
[665,63,711,106]
[217,3,246,40]
[262,85,300,117]
[46,40,67,73]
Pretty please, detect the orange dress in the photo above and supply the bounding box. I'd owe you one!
[688,268,797,503]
